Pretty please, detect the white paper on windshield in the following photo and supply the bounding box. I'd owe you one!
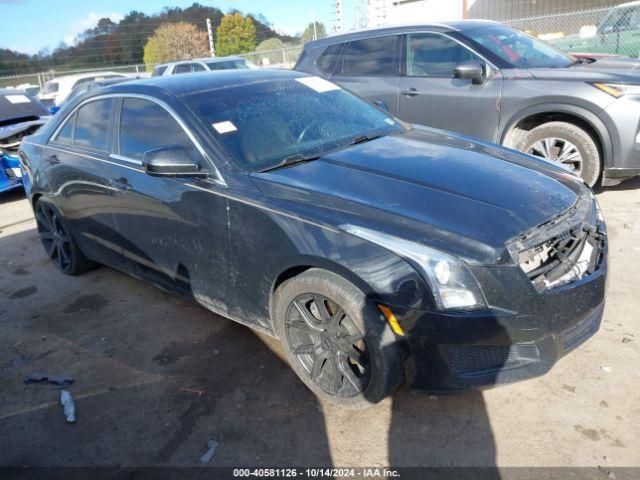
[295,76,340,93]
[5,94,31,104]
[212,121,237,134]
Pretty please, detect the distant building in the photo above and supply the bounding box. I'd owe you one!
[366,0,630,27]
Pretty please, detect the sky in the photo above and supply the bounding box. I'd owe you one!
[0,0,359,54]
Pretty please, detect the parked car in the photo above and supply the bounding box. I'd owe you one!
[0,89,50,193]
[19,70,607,406]
[151,56,256,77]
[38,72,128,106]
[65,76,139,104]
[552,1,640,58]
[295,20,640,187]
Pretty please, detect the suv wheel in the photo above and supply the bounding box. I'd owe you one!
[517,121,601,187]
[272,268,402,409]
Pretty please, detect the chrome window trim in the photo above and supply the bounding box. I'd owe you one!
[407,30,499,74]
[47,92,227,186]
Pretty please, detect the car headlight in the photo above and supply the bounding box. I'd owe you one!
[592,82,640,98]
[340,225,487,311]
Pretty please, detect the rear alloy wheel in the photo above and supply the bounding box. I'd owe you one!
[273,268,402,408]
[35,200,96,275]
[517,121,601,187]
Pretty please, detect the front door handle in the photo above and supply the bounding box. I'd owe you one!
[401,87,419,97]
[45,154,60,165]
[110,176,132,190]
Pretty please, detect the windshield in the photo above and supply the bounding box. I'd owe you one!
[465,25,574,68]
[43,81,59,94]
[183,76,404,172]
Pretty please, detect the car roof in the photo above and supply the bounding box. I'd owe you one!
[87,69,307,100]
[157,55,245,67]
[303,20,500,48]
[45,72,126,85]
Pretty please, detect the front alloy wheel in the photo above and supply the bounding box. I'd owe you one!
[526,137,583,176]
[273,268,402,408]
[285,293,370,397]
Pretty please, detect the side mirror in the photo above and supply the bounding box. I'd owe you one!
[142,145,205,177]
[454,60,485,85]
[372,100,389,112]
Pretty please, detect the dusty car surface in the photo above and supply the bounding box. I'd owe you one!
[296,20,640,187]
[18,70,607,407]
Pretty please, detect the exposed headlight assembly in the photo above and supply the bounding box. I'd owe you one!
[592,82,640,98]
[341,225,487,311]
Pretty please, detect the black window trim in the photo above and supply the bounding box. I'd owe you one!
[402,30,497,79]
[47,93,226,186]
[337,33,403,78]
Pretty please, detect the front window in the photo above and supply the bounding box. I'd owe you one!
[119,98,203,164]
[183,76,404,172]
[407,33,484,77]
[465,25,574,69]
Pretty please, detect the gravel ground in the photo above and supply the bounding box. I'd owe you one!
[0,181,638,470]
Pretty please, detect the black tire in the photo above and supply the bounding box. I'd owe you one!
[34,199,97,275]
[516,121,601,187]
[272,268,402,408]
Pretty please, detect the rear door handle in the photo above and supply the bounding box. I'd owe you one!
[401,87,419,97]
[45,154,60,165]
[110,176,132,190]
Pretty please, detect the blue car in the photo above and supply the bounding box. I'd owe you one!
[0,89,50,193]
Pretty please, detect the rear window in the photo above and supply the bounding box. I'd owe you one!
[74,99,113,151]
[152,65,168,77]
[316,44,343,74]
[172,64,191,75]
[53,112,75,145]
[342,35,399,76]
[43,82,59,94]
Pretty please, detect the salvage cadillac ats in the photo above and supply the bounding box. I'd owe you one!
[18,70,607,407]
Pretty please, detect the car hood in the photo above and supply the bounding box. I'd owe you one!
[529,58,640,82]
[250,127,585,265]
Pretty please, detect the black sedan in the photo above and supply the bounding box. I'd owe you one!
[18,70,607,407]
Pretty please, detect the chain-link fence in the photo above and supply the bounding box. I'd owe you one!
[0,46,303,91]
[503,5,640,58]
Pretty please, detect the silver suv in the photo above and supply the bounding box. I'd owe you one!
[295,20,640,187]
[152,56,256,77]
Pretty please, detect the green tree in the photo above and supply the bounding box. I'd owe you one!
[300,22,326,44]
[143,22,209,69]
[215,13,257,56]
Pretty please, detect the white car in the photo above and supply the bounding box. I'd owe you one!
[38,72,128,106]
[151,56,256,76]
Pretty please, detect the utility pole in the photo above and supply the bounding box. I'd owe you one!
[206,18,215,57]
[332,0,344,32]
[311,8,318,40]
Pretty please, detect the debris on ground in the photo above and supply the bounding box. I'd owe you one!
[621,337,632,343]
[23,372,75,388]
[60,390,76,423]
[200,439,218,464]
[180,387,204,397]
[601,366,613,373]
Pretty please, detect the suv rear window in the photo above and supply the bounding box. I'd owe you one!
[342,35,399,76]
[316,44,343,74]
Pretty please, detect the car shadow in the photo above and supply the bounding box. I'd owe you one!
[595,175,640,193]
[0,223,502,471]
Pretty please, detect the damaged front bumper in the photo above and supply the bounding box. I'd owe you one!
[394,188,607,393]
